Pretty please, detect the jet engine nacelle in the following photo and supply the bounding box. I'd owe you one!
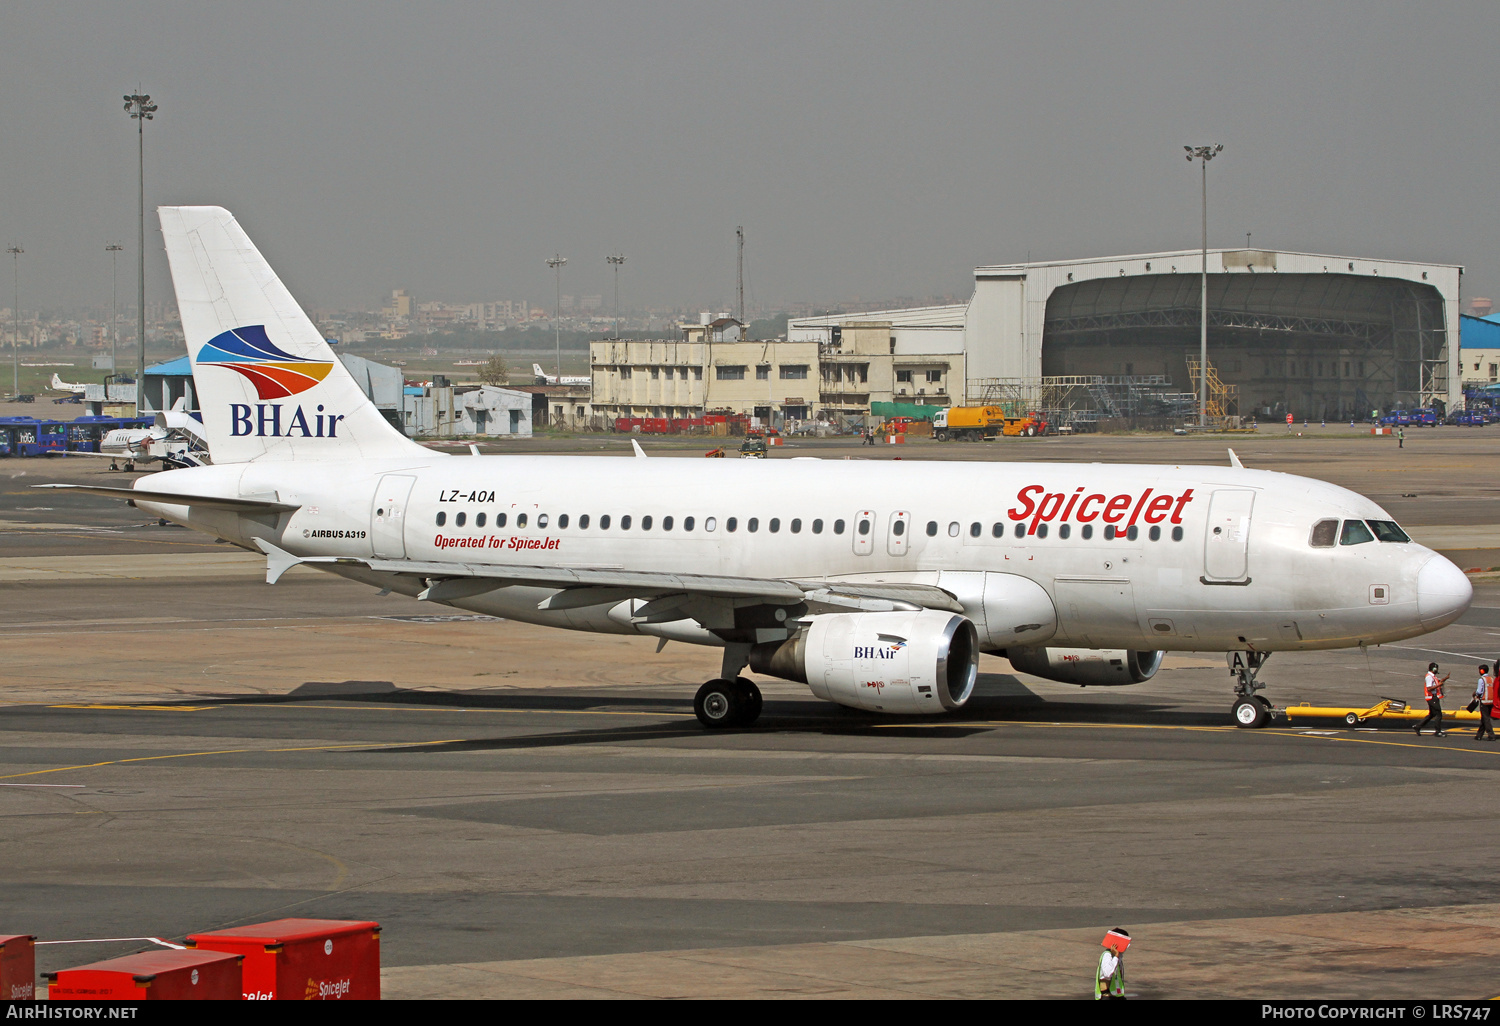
[750,609,978,714]
[1006,647,1163,687]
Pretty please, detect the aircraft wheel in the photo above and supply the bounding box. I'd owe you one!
[694,679,741,729]
[1232,697,1268,729]
[1344,712,1361,727]
[124,462,134,471]
[734,677,763,726]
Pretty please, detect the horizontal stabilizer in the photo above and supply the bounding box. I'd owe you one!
[37,483,300,514]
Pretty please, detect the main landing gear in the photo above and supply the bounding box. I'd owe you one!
[693,677,763,729]
[693,643,763,729]
[1229,651,1273,728]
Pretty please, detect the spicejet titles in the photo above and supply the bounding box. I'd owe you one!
[1008,485,1195,533]
[435,534,561,552]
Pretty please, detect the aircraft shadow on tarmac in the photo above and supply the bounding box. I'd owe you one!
[166,673,1236,744]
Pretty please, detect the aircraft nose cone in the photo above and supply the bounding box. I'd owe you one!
[1417,556,1472,629]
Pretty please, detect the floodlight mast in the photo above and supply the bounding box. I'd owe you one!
[6,246,20,398]
[107,243,124,392]
[125,93,158,416]
[607,254,625,340]
[1185,143,1222,427]
[546,254,567,381]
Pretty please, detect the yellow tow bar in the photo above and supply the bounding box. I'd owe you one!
[1284,698,1482,727]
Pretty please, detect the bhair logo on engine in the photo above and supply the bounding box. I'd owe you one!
[853,640,906,660]
[196,326,346,438]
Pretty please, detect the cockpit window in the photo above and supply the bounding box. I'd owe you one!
[1339,519,1375,546]
[1366,520,1411,543]
[1309,519,1338,548]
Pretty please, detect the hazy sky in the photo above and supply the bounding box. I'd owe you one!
[3,1,1498,318]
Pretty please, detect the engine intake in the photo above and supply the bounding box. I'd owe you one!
[750,609,978,714]
[1006,647,1163,686]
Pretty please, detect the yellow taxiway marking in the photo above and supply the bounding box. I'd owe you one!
[0,739,465,781]
[43,702,694,718]
[51,704,212,711]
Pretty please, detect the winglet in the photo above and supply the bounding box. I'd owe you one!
[631,439,647,458]
[1228,448,1244,469]
[253,537,336,584]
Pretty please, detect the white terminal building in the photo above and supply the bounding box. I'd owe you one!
[787,249,1462,421]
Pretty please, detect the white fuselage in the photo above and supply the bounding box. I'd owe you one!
[133,455,1472,654]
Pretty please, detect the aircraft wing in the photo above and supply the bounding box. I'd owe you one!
[353,556,966,614]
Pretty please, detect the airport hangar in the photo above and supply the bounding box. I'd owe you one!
[789,249,1463,421]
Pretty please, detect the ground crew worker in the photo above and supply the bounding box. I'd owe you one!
[1397,426,1405,449]
[1414,662,1448,736]
[1477,664,1496,742]
[1094,928,1129,1000]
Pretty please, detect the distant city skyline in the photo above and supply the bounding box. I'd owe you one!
[0,2,1496,318]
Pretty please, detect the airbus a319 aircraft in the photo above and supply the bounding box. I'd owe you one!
[45,207,1474,729]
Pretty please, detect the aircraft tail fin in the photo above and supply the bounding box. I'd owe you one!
[50,373,62,390]
[158,206,430,464]
[533,363,548,380]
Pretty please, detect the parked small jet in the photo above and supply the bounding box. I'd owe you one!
[533,363,590,386]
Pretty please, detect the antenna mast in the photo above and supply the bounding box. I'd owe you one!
[736,226,744,324]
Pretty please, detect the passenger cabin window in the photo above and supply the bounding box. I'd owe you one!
[813,519,824,534]
[1082,524,1094,539]
[992,523,1003,538]
[727,517,738,532]
[684,516,695,531]
[834,519,846,535]
[1340,519,1375,545]
[517,513,528,527]
[769,518,781,533]
[578,514,589,529]
[748,518,759,533]
[497,512,508,528]
[1309,519,1339,548]
[476,512,487,528]
[1012,523,1024,538]
[662,516,673,531]
[1146,525,1157,541]
[927,521,938,537]
[1367,520,1411,543]
[558,514,569,528]
[969,522,981,538]
[436,511,447,526]
[621,515,632,530]
[892,520,904,537]
[599,515,610,529]
[1060,524,1072,539]
[641,515,652,530]
[948,522,959,537]
[703,517,715,531]
[456,512,466,527]
[537,513,549,528]
[790,519,802,533]
[1170,526,1182,541]
[857,518,871,536]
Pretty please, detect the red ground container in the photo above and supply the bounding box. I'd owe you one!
[0,935,36,1000]
[186,919,380,1000]
[46,949,242,1001]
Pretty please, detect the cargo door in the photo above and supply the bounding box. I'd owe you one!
[1203,489,1255,583]
[852,510,875,555]
[886,511,910,556]
[371,474,417,559]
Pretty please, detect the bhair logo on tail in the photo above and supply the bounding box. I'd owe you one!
[159,205,430,463]
[196,326,333,399]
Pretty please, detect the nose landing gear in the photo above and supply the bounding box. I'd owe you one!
[1229,651,1274,728]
